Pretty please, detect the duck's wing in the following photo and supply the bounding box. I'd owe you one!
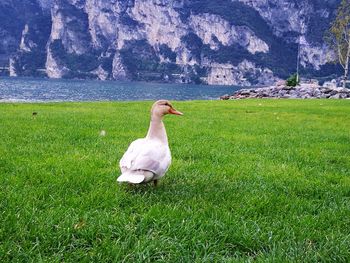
[119,139,171,177]
[119,138,146,173]
[132,140,171,177]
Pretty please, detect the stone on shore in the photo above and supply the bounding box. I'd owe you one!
[220,82,350,100]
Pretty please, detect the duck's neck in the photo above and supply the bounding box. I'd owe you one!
[146,114,168,144]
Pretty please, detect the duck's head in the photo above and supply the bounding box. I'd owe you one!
[151,100,183,118]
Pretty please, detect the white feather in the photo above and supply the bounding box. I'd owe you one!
[117,172,145,184]
[118,138,171,184]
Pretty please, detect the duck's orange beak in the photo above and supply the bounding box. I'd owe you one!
[169,107,183,116]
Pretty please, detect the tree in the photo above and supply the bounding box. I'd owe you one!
[325,0,350,89]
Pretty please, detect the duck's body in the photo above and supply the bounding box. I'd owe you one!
[117,100,182,185]
[118,138,171,184]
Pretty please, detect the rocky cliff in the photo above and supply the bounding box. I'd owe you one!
[0,0,52,77]
[1,0,343,85]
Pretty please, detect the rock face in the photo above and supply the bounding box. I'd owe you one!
[221,83,350,100]
[0,0,52,77]
[0,0,344,85]
[189,13,269,55]
[207,60,278,86]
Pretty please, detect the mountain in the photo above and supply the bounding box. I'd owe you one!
[0,0,342,85]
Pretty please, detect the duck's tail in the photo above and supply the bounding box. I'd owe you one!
[117,170,155,184]
[117,172,145,184]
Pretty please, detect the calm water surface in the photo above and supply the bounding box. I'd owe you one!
[0,77,240,102]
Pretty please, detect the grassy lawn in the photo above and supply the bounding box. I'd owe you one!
[0,99,349,262]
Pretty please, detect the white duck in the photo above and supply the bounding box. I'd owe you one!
[117,100,183,186]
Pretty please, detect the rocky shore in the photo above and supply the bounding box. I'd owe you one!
[220,83,350,100]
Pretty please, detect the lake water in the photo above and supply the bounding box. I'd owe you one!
[0,77,240,102]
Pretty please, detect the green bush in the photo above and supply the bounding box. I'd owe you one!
[286,73,299,87]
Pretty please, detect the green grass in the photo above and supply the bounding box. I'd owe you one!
[0,100,349,262]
